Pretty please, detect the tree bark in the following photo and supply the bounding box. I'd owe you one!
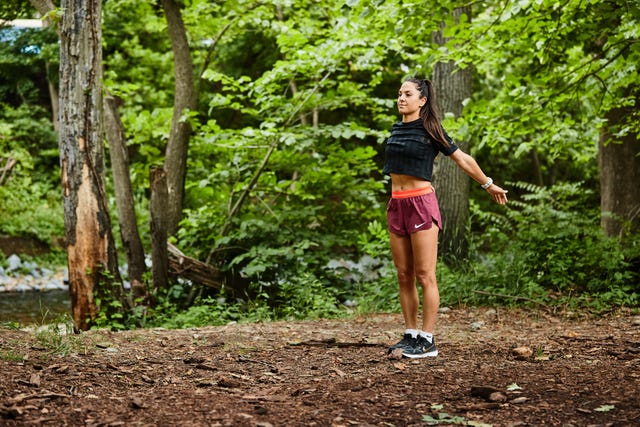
[161,0,197,237]
[599,93,640,238]
[104,94,147,300]
[150,166,169,294]
[28,0,55,17]
[58,0,125,331]
[45,61,59,132]
[431,7,473,265]
[168,242,223,289]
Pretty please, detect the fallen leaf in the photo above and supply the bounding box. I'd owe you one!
[141,375,154,384]
[488,391,507,402]
[388,348,404,360]
[131,397,146,409]
[512,346,533,359]
[331,367,346,377]
[29,373,41,387]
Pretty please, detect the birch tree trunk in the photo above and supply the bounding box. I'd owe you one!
[431,7,473,265]
[58,0,125,330]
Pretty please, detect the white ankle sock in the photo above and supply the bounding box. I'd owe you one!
[419,331,433,342]
[405,329,419,338]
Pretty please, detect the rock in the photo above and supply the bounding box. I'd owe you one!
[14,283,31,292]
[484,309,497,320]
[43,279,67,291]
[470,321,485,331]
[23,261,38,272]
[7,254,21,271]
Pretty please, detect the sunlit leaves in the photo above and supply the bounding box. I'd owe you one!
[446,0,639,189]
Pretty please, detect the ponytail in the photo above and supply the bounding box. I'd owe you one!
[406,78,451,148]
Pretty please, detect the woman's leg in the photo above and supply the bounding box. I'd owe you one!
[410,226,439,334]
[389,232,419,329]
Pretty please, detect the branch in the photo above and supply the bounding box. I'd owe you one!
[169,242,222,289]
[206,70,333,263]
[0,157,17,186]
[28,0,55,17]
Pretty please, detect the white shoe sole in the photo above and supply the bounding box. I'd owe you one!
[402,350,438,358]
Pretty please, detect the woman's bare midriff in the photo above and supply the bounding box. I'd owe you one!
[390,173,432,192]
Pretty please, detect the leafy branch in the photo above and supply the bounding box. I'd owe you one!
[207,70,333,263]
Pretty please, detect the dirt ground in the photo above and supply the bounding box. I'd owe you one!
[1,307,639,427]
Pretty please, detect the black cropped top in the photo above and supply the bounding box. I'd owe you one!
[382,119,458,181]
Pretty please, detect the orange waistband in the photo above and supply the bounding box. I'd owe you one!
[391,186,434,199]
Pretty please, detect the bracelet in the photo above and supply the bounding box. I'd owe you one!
[481,178,493,190]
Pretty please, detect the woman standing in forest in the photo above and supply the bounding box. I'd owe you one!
[384,78,508,358]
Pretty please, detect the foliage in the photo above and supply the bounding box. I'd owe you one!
[446,182,639,311]
[1,0,639,330]
[0,24,59,109]
[0,24,62,244]
[0,104,63,243]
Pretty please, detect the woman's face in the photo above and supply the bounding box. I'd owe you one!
[397,81,426,121]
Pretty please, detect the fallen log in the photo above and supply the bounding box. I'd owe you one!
[167,242,223,290]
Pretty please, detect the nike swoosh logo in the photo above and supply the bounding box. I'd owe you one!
[414,222,427,229]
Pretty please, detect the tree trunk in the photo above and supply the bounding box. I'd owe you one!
[431,7,473,265]
[168,242,223,289]
[28,0,55,17]
[104,94,148,300]
[58,0,125,331]
[161,0,197,237]
[150,166,169,294]
[45,61,59,132]
[599,94,640,238]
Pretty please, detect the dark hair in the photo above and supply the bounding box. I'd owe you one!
[405,77,450,147]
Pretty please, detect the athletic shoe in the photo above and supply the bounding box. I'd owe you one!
[388,333,417,354]
[402,336,438,358]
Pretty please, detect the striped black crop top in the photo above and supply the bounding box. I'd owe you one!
[382,119,458,181]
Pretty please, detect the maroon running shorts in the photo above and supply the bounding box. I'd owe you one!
[387,186,442,236]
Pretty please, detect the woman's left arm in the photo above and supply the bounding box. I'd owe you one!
[449,149,508,205]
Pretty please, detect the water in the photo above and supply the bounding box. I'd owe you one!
[0,290,71,325]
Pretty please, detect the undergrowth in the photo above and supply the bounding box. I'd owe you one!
[138,181,638,328]
[4,182,638,330]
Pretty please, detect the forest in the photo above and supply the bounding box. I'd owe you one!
[0,0,639,331]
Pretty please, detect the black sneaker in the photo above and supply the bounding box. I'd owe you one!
[402,336,438,358]
[388,333,417,354]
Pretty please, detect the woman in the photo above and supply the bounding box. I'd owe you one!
[383,78,508,358]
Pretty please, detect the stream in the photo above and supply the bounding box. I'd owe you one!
[0,290,71,325]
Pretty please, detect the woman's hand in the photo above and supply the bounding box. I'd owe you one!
[487,184,508,205]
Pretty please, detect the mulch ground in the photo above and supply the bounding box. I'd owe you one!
[1,308,639,426]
